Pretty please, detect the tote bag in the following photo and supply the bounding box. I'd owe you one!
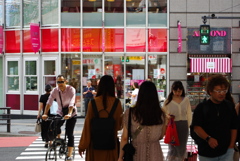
[50,101,58,115]
[164,117,180,146]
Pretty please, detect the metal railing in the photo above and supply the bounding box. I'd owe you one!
[0,107,11,132]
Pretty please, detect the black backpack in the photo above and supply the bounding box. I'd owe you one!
[91,98,119,150]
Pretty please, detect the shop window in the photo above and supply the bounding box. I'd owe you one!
[43,60,56,88]
[61,53,81,108]
[23,30,32,52]
[104,0,124,27]
[105,28,124,52]
[41,0,58,26]
[5,30,20,53]
[147,55,167,99]
[42,29,59,52]
[126,28,146,52]
[61,0,80,26]
[83,0,102,26]
[5,0,20,28]
[7,61,19,91]
[61,28,80,52]
[25,60,37,92]
[148,29,167,52]
[23,0,39,27]
[148,1,167,27]
[83,29,102,52]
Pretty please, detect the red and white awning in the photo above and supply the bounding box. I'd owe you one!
[190,58,231,73]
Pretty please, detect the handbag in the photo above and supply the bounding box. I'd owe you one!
[50,101,58,115]
[34,119,41,133]
[164,117,180,146]
[122,108,135,161]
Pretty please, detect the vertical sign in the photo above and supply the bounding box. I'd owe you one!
[0,26,3,54]
[178,21,182,53]
[30,23,40,53]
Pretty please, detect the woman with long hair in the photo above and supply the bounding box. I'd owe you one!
[78,75,123,161]
[162,81,192,161]
[118,81,166,161]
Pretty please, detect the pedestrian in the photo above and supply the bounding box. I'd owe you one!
[83,80,95,116]
[162,80,192,161]
[42,74,78,161]
[115,75,123,99]
[118,81,166,161]
[78,75,123,161]
[37,84,53,148]
[191,74,238,161]
[128,82,139,107]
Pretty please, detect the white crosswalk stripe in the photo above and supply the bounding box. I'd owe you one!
[15,135,198,161]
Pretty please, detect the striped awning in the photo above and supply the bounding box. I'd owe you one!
[190,58,231,73]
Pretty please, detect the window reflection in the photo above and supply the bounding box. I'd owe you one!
[26,77,37,91]
[61,0,80,26]
[7,61,19,91]
[44,60,55,75]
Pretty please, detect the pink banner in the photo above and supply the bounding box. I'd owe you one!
[178,21,182,53]
[30,23,40,53]
[0,26,3,54]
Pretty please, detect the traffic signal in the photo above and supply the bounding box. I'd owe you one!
[126,57,129,62]
[200,25,210,45]
[121,56,124,62]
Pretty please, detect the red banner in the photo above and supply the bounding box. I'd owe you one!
[30,23,40,53]
[0,26,3,54]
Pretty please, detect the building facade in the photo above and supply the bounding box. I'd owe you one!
[0,0,239,116]
[0,0,168,116]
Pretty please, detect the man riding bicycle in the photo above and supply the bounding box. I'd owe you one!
[42,74,77,161]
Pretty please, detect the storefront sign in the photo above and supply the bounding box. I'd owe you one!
[190,58,231,73]
[187,28,231,54]
[178,21,182,53]
[0,26,3,54]
[30,23,40,53]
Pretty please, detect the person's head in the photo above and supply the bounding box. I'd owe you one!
[45,84,52,93]
[206,74,229,104]
[96,75,115,108]
[87,80,92,87]
[133,82,139,89]
[165,81,185,105]
[134,81,164,126]
[56,74,67,91]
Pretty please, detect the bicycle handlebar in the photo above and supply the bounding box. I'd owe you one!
[45,115,82,121]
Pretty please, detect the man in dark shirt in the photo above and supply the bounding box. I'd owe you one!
[83,80,95,116]
[192,74,238,160]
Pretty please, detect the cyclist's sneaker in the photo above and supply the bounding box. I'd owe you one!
[65,157,72,161]
[44,143,48,148]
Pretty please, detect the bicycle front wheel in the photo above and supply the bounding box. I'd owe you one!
[45,146,57,161]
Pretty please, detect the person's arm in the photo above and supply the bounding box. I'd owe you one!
[37,102,43,119]
[186,97,192,127]
[64,87,76,119]
[42,104,51,120]
[118,125,128,161]
[194,126,218,149]
[235,103,239,115]
[229,129,237,148]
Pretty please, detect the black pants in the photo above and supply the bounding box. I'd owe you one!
[84,98,92,116]
[56,115,77,147]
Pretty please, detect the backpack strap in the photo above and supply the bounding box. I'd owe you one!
[108,98,119,118]
[91,99,99,118]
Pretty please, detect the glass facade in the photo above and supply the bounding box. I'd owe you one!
[1,0,168,115]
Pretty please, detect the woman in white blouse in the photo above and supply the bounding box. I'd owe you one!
[129,82,139,107]
[162,81,192,161]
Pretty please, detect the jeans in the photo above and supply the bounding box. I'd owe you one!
[199,148,234,161]
[84,98,92,116]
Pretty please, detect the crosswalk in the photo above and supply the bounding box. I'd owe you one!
[15,136,197,161]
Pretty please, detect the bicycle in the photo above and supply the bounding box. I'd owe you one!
[45,115,81,161]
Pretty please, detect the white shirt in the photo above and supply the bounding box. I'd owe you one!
[162,97,192,127]
[130,88,139,106]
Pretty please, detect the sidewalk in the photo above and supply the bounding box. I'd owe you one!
[0,118,85,137]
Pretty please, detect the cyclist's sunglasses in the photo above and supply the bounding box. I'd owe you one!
[57,81,65,84]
